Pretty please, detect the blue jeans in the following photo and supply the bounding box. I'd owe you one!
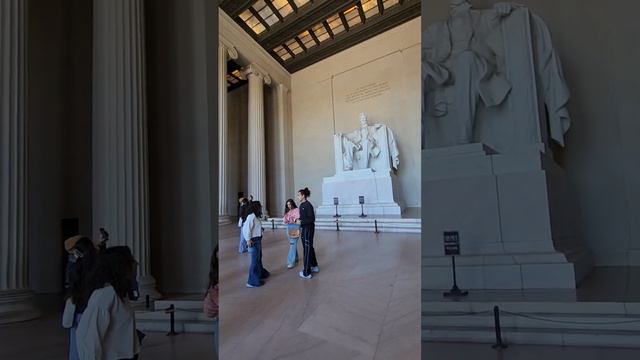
[286,224,300,266]
[239,229,247,253]
[247,237,269,286]
[69,313,82,360]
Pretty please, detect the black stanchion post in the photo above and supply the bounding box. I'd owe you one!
[492,306,508,349]
[166,304,177,336]
[374,220,379,233]
[336,219,340,231]
[443,231,468,298]
[359,196,367,218]
[145,295,150,309]
[271,219,275,229]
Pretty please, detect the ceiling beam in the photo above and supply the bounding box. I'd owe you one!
[266,0,285,22]
[356,1,366,24]
[322,20,334,39]
[260,0,356,49]
[283,43,296,58]
[249,7,271,32]
[339,11,350,32]
[287,0,299,12]
[285,0,420,72]
[377,0,384,15]
[309,28,321,46]
[220,0,256,18]
[295,36,308,52]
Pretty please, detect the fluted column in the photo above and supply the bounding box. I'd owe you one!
[92,0,159,299]
[275,83,290,211]
[218,41,237,223]
[241,64,271,217]
[0,0,40,324]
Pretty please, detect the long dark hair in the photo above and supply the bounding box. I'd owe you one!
[248,201,263,218]
[67,237,98,312]
[241,200,252,222]
[284,199,297,214]
[208,245,219,290]
[85,246,137,301]
[298,187,311,199]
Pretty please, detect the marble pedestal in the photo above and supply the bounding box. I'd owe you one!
[317,168,403,216]
[422,144,592,289]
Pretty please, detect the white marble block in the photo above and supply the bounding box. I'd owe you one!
[317,168,403,216]
[422,144,592,290]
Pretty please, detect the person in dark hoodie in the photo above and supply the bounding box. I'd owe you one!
[296,187,319,279]
[238,197,250,253]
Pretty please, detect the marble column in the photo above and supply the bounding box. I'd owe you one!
[275,83,291,209]
[0,0,40,324]
[218,41,237,224]
[92,0,159,299]
[241,64,271,217]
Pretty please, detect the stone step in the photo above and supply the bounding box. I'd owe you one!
[135,303,216,335]
[154,299,204,311]
[423,312,640,332]
[422,300,640,348]
[422,326,640,348]
[263,217,421,234]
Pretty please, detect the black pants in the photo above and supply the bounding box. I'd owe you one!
[301,224,318,276]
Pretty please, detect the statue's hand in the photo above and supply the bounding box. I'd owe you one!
[493,2,513,16]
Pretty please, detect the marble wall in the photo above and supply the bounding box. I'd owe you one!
[423,0,640,265]
[291,18,422,209]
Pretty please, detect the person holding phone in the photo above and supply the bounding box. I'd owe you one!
[242,201,270,287]
[283,199,300,269]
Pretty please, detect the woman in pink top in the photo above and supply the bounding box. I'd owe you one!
[283,199,300,269]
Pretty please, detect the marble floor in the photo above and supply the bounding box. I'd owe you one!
[0,295,216,359]
[219,223,421,360]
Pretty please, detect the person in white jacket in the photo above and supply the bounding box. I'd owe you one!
[243,201,270,287]
[76,246,140,360]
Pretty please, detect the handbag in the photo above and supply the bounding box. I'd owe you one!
[62,298,76,328]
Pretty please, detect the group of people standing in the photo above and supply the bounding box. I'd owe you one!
[62,232,219,359]
[237,187,320,287]
[62,234,142,360]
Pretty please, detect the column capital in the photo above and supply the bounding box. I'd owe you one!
[220,41,238,60]
[241,64,272,85]
[276,83,290,94]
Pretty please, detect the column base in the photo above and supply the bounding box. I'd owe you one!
[0,289,41,324]
[218,215,233,225]
[137,275,162,300]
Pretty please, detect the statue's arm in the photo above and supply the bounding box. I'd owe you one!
[423,25,452,85]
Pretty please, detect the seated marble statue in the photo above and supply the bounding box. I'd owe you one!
[423,0,572,148]
[334,113,400,173]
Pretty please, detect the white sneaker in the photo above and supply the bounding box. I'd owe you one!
[298,271,312,280]
[311,266,320,273]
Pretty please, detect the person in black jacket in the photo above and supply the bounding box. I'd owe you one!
[296,187,319,279]
[238,197,250,253]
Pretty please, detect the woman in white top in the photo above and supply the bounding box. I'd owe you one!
[76,246,140,360]
[242,201,270,287]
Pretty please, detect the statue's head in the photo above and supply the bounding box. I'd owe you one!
[359,112,368,127]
